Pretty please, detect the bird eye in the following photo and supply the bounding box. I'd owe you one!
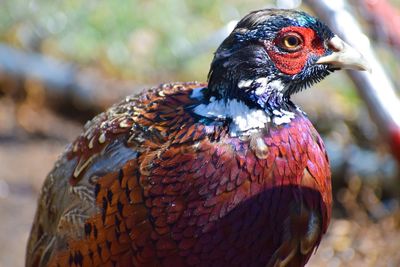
[280,33,303,52]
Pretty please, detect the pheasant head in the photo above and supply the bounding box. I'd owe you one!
[197,9,369,132]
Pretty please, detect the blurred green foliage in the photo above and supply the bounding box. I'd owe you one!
[0,0,275,81]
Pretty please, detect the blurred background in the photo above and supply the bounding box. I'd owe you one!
[0,0,400,266]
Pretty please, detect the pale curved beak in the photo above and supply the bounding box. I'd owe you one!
[316,35,371,72]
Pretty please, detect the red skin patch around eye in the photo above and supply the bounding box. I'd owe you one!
[265,26,325,75]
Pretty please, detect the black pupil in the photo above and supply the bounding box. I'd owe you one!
[287,36,298,46]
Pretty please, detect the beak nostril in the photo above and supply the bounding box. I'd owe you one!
[327,41,341,52]
[326,36,344,52]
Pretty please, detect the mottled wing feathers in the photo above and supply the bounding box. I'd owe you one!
[66,82,206,184]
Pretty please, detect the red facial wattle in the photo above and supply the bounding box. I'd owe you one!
[265,26,326,75]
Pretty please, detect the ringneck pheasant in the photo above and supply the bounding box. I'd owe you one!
[26,9,369,267]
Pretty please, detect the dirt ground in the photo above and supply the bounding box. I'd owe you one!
[0,140,68,267]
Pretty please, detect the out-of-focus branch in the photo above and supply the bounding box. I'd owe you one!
[305,0,400,163]
[0,44,142,118]
[359,0,400,50]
